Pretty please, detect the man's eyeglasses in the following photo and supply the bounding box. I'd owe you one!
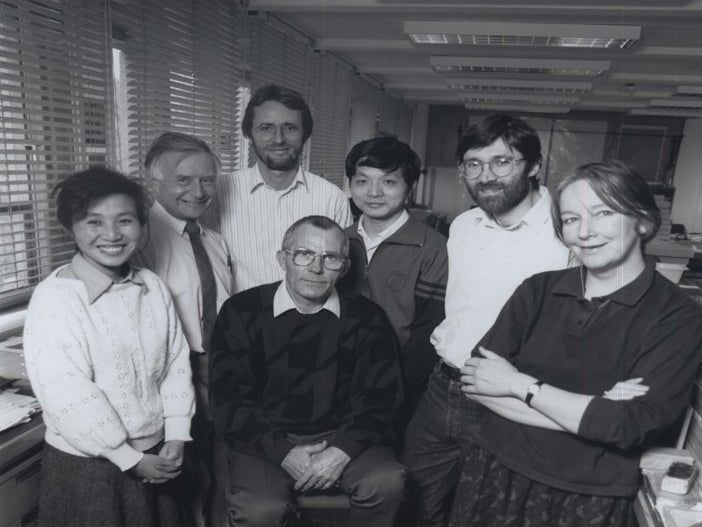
[284,249,347,271]
[459,157,525,180]
[253,123,303,141]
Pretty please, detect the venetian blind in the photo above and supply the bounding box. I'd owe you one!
[110,0,245,180]
[348,75,381,150]
[308,52,354,188]
[0,0,112,307]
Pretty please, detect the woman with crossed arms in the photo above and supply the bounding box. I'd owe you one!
[452,161,702,527]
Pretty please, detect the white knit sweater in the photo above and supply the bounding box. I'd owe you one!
[24,263,195,471]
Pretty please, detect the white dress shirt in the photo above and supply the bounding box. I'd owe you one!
[431,187,571,368]
[357,209,410,261]
[272,280,341,318]
[135,201,233,353]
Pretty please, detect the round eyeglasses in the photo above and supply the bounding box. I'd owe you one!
[253,123,303,141]
[459,157,525,180]
[284,249,347,271]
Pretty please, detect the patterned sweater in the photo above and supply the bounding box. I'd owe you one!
[209,283,404,464]
[24,260,195,471]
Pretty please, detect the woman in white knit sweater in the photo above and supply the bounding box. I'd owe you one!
[23,167,195,527]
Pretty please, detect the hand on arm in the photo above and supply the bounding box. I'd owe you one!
[461,348,651,434]
[159,440,185,465]
[603,378,649,400]
[280,442,327,481]
[460,346,591,432]
[295,446,351,493]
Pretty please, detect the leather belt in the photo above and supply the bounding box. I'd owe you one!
[439,361,462,381]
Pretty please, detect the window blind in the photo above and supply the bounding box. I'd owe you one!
[308,52,353,188]
[249,16,313,98]
[0,0,112,307]
[348,75,381,150]
[110,0,245,180]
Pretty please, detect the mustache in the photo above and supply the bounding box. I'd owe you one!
[474,182,505,192]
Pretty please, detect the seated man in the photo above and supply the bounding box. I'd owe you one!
[209,215,407,527]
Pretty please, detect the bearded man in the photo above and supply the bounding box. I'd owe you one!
[402,113,571,527]
[213,85,351,292]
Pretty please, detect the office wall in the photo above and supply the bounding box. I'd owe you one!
[672,119,702,234]
[422,106,685,221]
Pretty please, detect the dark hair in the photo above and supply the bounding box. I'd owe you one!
[53,166,150,230]
[242,85,313,142]
[145,131,220,176]
[551,161,661,246]
[281,215,348,257]
[457,114,542,189]
[345,136,421,187]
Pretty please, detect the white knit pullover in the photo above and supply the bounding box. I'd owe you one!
[23,263,195,471]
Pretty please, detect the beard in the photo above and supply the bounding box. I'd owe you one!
[252,140,303,172]
[467,174,531,217]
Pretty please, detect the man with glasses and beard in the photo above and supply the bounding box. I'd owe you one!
[402,114,571,527]
[213,85,351,292]
[210,216,406,527]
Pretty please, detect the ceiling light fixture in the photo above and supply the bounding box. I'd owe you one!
[463,102,572,114]
[447,79,592,94]
[459,93,579,105]
[647,99,702,109]
[405,22,640,49]
[674,85,702,97]
[631,108,702,117]
[431,56,610,76]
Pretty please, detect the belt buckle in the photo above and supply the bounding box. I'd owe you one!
[440,361,462,381]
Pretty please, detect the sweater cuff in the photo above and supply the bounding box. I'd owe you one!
[328,435,364,461]
[102,443,144,472]
[164,416,193,442]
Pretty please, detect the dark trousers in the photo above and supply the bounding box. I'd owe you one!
[176,352,228,527]
[225,439,406,527]
[401,364,485,527]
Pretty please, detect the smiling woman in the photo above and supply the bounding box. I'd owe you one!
[23,167,195,527]
[450,161,701,527]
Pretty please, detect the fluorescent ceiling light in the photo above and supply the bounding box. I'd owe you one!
[463,102,571,114]
[648,99,702,109]
[459,93,579,105]
[675,85,702,97]
[405,22,640,49]
[447,79,591,94]
[431,56,609,76]
[630,108,702,117]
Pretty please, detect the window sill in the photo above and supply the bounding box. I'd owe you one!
[0,308,26,340]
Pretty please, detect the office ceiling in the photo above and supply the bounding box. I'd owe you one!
[246,0,702,116]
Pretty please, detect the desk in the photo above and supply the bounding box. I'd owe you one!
[635,490,663,527]
[0,415,44,527]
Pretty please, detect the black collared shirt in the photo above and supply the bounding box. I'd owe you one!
[475,263,702,497]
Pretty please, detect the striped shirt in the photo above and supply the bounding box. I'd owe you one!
[216,164,352,292]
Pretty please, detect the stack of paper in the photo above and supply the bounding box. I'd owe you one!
[0,389,41,432]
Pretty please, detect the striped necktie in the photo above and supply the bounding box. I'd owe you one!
[185,221,217,352]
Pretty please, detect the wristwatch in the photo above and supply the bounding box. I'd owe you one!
[525,381,544,407]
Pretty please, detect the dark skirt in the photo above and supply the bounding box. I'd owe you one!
[448,445,638,527]
[38,443,189,527]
